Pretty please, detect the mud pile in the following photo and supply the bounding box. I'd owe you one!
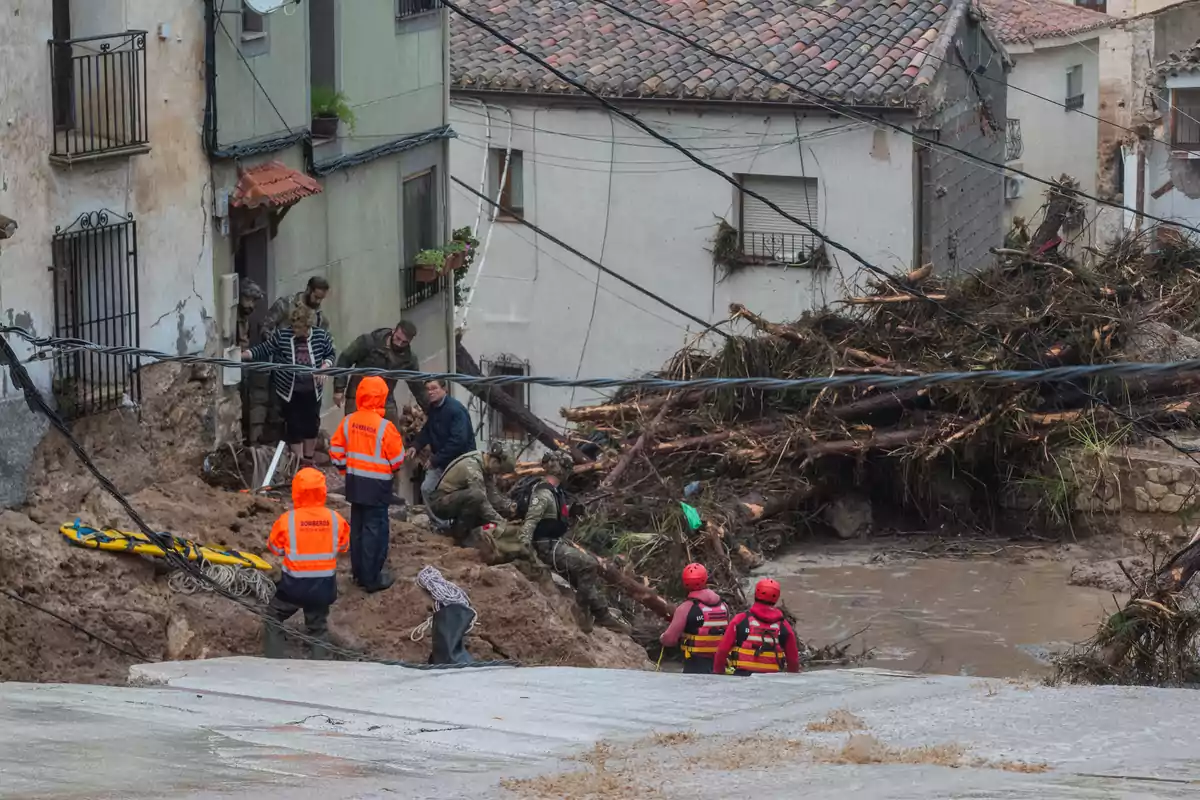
[0,478,648,684]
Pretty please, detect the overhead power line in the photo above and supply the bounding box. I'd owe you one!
[583,0,1200,238]
[7,326,1200,394]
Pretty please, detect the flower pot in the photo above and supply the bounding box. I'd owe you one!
[414,265,440,284]
[445,251,466,272]
[311,115,339,139]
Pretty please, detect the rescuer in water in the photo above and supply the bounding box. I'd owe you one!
[659,563,732,674]
[713,578,801,675]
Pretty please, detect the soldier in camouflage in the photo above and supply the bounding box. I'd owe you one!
[263,276,331,339]
[332,320,427,424]
[521,451,631,635]
[425,445,514,541]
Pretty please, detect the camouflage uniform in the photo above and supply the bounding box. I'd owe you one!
[426,451,509,534]
[333,327,427,422]
[263,291,329,338]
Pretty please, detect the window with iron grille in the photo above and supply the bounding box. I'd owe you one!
[1075,0,1106,12]
[480,355,529,441]
[401,169,443,309]
[397,0,440,20]
[738,175,819,264]
[1065,65,1084,111]
[1171,88,1200,150]
[50,210,141,419]
[1005,118,1023,162]
[488,148,524,219]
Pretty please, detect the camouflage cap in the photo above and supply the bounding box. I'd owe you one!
[487,442,516,474]
[541,450,575,480]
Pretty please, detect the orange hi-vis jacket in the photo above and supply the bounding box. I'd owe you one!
[267,468,349,600]
[329,376,405,506]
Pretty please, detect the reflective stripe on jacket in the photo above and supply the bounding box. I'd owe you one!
[681,599,731,658]
[268,509,343,578]
[730,615,786,673]
[329,409,405,506]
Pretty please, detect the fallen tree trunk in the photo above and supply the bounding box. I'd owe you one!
[827,389,927,421]
[600,393,678,489]
[561,391,703,423]
[730,303,807,345]
[841,293,947,305]
[729,425,936,462]
[456,337,587,462]
[738,484,816,523]
[569,542,675,620]
[651,421,785,455]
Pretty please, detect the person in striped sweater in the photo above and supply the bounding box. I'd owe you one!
[244,304,336,467]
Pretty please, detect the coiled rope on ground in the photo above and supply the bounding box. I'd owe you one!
[410,566,478,641]
[168,563,276,604]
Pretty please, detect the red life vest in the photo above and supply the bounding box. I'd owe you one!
[680,598,730,658]
[730,614,786,673]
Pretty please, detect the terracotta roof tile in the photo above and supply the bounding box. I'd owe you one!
[978,0,1112,45]
[230,161,322,210]
[450,0,971,107]
[1153,40,1200,82]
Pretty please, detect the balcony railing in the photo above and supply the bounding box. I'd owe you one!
[1006,118,1023,162]
[740,231,818,264]
[397,0,440,19]
[49,31,150,165]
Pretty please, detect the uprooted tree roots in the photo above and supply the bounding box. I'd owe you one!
[1055,535,1200,686]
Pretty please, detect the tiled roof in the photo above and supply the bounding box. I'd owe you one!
[977,0,1111,45]
[1154,41,1200,81]
[231,161,323,209]
[450,0,970,108]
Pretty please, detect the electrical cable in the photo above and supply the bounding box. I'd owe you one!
[0,335,517,671]
[215,14,292,134]
[11,326,1200,394]
[579,0,1200,238]
[440,0,907,281]
[0,587,150,662]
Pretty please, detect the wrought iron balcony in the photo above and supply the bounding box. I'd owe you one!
[1005,118,1024,162]
[49,31,150,165]
[741,231,818,264]
[397,0,440,19]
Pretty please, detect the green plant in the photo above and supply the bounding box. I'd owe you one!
[414,248,445,269]
[710,217,741,274]
[311,86,357,131]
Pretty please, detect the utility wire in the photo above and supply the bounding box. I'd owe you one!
[441,0,904,281]
[0,587,149,661]
[0,334,515,671]
[451,178,729,337]
[582,0,1200,238]
[215,15,292,133]
[10,326,1200,394]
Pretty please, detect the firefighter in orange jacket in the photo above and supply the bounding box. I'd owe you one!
[713,578,801,675]
[264,467,350,659]
[329,376,405,593]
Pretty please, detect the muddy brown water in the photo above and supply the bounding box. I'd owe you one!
[776,559,1123,678]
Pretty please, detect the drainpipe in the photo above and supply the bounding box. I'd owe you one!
[1135,139,1146,234]
[202,0,219,157]
[441,6,456,375]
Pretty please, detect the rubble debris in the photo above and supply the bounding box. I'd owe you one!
[542,228,1200,605]
[1055,534,1200,686]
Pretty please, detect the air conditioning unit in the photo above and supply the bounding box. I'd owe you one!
[1004,175,1025,201]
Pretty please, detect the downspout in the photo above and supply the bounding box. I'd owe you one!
[202,0,218,156]
[442,5,456,375]
[1135,139,1146,234]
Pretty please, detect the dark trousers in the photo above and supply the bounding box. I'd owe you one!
[683,655,715,674]
[350,503,390,587]
[263,594,331,659]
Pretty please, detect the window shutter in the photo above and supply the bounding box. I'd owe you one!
[740,176,819,261]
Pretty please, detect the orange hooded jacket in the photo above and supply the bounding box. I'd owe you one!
[329,376,405,505]
[267,467,349,580]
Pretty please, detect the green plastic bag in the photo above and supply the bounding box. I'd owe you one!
[680,502,702,531]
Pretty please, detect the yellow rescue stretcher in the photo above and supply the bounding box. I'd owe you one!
[59,519,271,571]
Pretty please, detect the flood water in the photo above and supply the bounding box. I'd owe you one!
[777,559,1123,678]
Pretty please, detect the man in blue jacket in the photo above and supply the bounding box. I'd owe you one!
[408,380,475,513]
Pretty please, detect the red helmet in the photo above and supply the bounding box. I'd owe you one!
[754,578,781,605]
[682,563,709,591]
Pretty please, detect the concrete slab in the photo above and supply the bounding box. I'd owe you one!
[2,659,1199,798]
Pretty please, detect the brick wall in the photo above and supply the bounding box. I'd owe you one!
[919,16,1007,275]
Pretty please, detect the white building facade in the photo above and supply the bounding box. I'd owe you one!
[0,0,214,505]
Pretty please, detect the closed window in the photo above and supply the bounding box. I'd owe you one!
[1075,0,1106,12]
[738,175,819,263]
[1171,88,1200,149]
[1065,65,1084,111]
[402,169,441,308]
[240,1,269,55]
[482,356,530,441]
[488,148,524,220]
[397,0,439,20]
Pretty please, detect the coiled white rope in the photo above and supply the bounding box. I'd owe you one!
[168,562,276,604]
[409,565,478,641]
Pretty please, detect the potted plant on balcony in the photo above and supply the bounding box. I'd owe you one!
[311,86,356,139]
[450,226,480,272]
[414,248,446,283]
